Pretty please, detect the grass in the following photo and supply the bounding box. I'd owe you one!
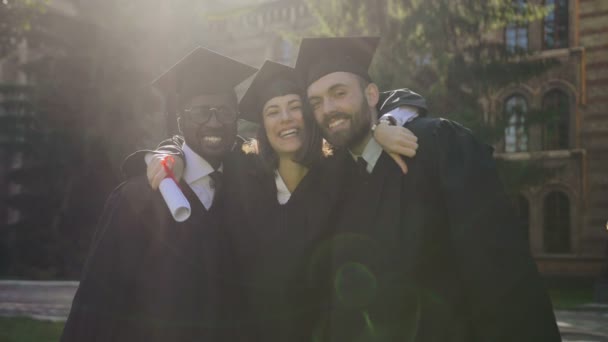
[549,288,594,310]
[0,280,597,341]
[545,277,596,310]
[0,317,64,342]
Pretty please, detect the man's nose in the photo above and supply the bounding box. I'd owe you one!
[322,98,336,115]
[205,113,222,128]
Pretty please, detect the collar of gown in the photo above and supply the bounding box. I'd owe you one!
[182,143,223,184]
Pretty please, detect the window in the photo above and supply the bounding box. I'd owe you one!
[504,95,528,152]
[273,38,294,65]
[542,89,569,150]
[543,0,569,49]
[506,26,528,52]
[514,194,530,242]
[505,0,528,52]
[543,191,571,253]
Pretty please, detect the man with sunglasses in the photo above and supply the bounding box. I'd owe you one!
[61,47,257,342]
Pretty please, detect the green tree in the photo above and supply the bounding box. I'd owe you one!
[0,0,46,58]
[1,0,213,278]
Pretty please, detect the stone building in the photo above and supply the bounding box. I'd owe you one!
[203,0,312,68]
[490,0,608,277]
[200,0,608,277]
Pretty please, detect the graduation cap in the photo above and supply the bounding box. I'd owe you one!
[152,46,258,108]
[294,36,380,87]
[238,60,303,124]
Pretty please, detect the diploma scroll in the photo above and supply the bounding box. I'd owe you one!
[145,153,191,222]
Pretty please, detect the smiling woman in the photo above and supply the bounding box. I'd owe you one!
[217,60,335,340]
[239,61,323,185]
[262,94,305,158]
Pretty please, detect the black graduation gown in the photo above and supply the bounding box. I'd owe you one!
[315,118,561,342]
[221,154,342,342]
[61,175,237,342]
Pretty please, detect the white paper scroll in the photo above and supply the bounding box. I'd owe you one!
[145,153,191,222]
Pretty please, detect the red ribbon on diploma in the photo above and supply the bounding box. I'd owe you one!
[161,155,181,190]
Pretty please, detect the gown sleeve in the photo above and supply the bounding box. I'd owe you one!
[433,119,561,342]
[60,179,152,342]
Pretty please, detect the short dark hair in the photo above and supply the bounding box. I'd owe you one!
[246,100,324,174]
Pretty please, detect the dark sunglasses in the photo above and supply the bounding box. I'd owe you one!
[182,106,238,125]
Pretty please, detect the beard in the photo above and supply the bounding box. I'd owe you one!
[321,99,372,149]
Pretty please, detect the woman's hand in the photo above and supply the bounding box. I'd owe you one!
[146,154,185,190]
[373,123,419,174]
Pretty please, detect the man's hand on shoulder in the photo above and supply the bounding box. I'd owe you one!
[373,122,419,174]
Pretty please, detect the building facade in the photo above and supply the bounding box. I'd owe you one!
[491,0,608,276]
[201,0,608,277]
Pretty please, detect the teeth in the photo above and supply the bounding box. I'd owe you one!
[329,118,346,129]
[203,136,222,143]
[280,129,297,138]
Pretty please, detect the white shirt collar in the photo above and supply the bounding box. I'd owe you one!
[275,170,291,205]
[347,105,418,174]
[384,105,418,126]
[348,137,382,174]
[182,143,222,185]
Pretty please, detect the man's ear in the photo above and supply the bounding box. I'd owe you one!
[365,83,380,108]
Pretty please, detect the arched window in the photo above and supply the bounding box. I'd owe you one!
[505,0,528,52]
[543,191,571,253]
[542,89,570,150]
[514,194,530,242]
[504,95,528,152]
[543,0,569,49]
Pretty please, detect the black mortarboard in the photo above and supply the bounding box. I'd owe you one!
[151,46,258,105]
[294,36,380,87]
[238,60,302,124]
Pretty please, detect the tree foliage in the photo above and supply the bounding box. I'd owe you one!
[1,0,211,278]
[0,0,46,58]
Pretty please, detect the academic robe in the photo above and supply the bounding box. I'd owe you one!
[220,153,344,342]
[61,175,239,342]
[120,146,346,341]
[314,117,561,341]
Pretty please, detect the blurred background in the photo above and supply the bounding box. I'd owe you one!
[0,0,607,327]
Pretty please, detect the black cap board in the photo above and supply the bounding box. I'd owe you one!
[151,46,258,105]
[238,60,303,124]
[294,36,380,88]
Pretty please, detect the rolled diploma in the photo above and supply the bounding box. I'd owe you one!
[145,153,191,222]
